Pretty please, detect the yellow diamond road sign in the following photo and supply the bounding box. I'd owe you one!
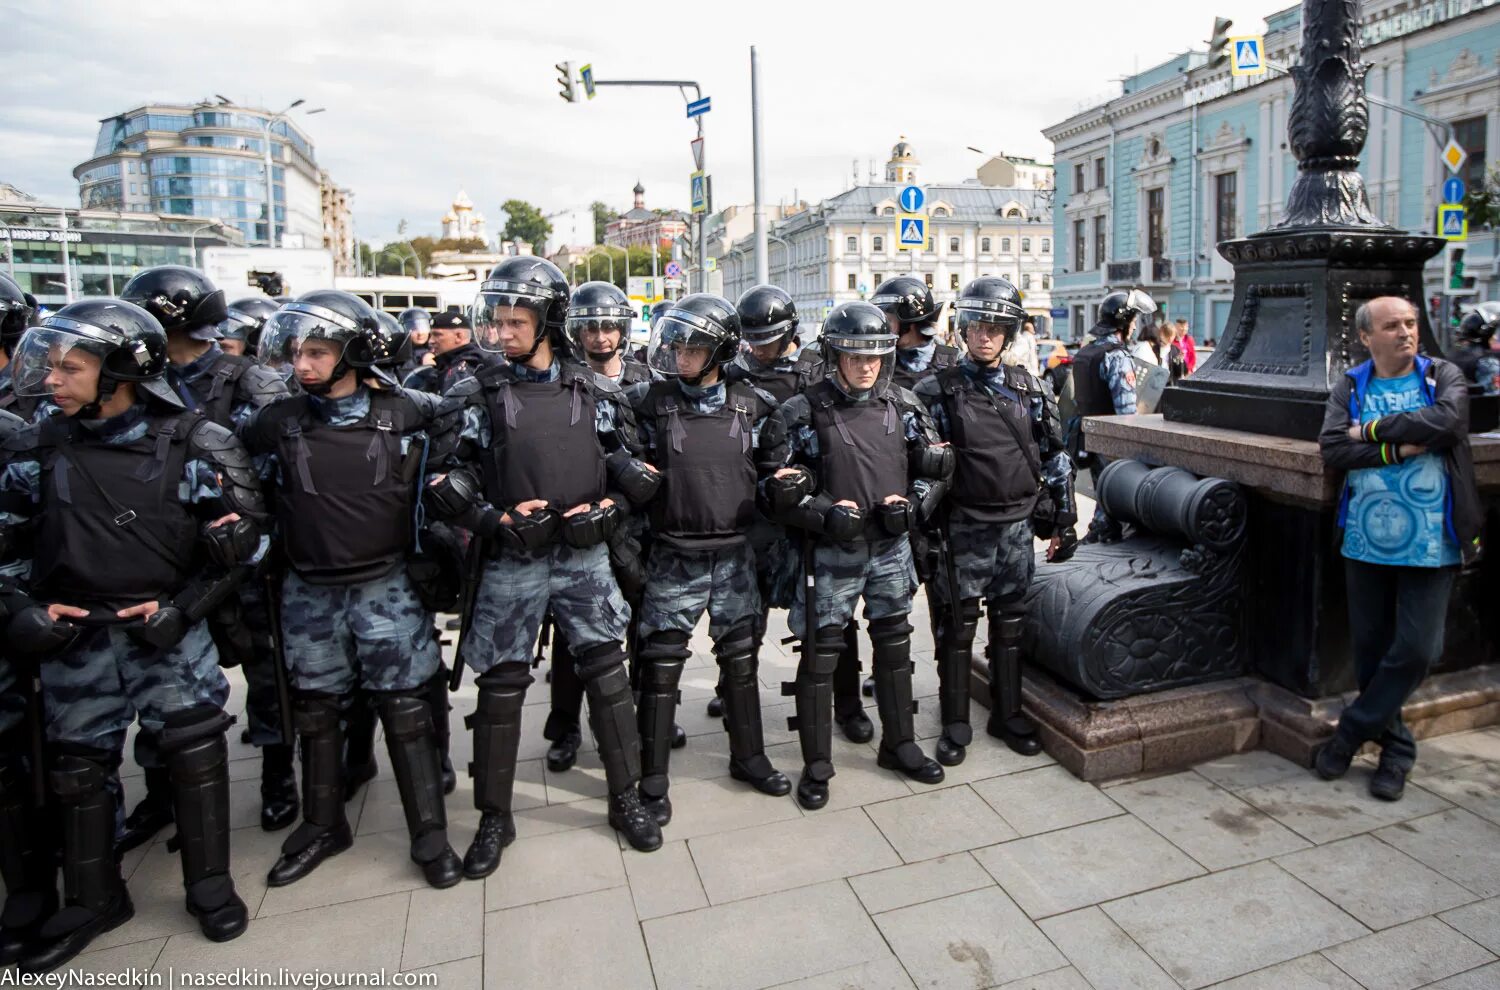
[1442,140,1467,174]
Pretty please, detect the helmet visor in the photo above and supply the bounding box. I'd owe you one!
[256,305,355,368]
[10,325,112,397]
[473,282,550,354]
[566,315,631,362]
[215,308,261,342]
[823,331,896,395]
[647,314,726,379]
[400,310,432,334]
[741,318,795,347]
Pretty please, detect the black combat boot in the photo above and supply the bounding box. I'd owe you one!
[580,649,661,853]
[116,764,172,854]
[259,742,298,831]
[268,696,353,886]
[718,633,790,797]
[464,668,529,879]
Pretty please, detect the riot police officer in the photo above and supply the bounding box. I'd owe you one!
[541,281,663,773]
[239,290,464,891]
[913,277,1077,762]
[877,276,959,391]
[0,274,38,419]
[767,301,952,810]
[120,265,295,844]
[402,310,493,395]
[400,306,435,373]
[425,257,663,876]
[2,299,263,969]
[218,297,280,359]
[1070,290,1151,543]
[1449,304,1499,396]
[627,293,792,824]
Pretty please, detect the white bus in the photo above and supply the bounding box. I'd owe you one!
[333,275,482,317]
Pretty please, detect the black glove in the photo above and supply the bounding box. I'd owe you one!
[7,606,81,659]
[501,508,561,553]
[562,502,620,549]
[1048,527,1079,564]
[424,467,483,521]
[126,603,190,651]
[202,516,260,569]
[765,468,815,515]
[876,500,912,537]
[611,457,662,506]
[823,503,865,543]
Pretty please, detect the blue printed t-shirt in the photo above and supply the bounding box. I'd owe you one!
[1342,371,1460,568]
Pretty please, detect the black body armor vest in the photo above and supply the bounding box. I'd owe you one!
[807,382,908,524]
[936,365,1041,523]
[478,363,608,511]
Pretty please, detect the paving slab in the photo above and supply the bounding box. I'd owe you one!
[1274,833,1478,930]
[1319,916,1495,990]
[849,852,995,915]
[864,785,1019,863]
[873,886,1067,990]
[971,764,1125,837]
[1237,771,1452,844]
[484,886,653,990]
[1375,809,1500,898]
[689,807,901,904]
[1440,897,1500,954]
[1109,771,1311,869]
[1038,906,1177,990]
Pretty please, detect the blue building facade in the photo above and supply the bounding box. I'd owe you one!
[1043,0,1500,342]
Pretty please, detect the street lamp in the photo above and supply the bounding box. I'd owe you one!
[188,222,218,268]
[259,100,325,249]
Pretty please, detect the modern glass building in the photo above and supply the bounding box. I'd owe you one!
[73,102,323,249]
[1043,0,1500,342]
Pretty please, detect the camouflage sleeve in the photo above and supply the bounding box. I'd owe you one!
[911,377,951,440]
[1103,349,1138,415]
[1027,370,1074,491]
[1478,355,1500,397]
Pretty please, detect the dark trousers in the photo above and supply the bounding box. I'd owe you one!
[1339,558,1457,770]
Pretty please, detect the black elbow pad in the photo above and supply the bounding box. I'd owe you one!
[910,444,955,481]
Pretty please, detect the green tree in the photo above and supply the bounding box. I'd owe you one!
[1464,163,1500,230]
[408,236,488,273]
[590,201,618,244]
[502,199,553,253]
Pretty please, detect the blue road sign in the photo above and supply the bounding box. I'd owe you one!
[686,97,711,118]
[690,172,707,214]
[665,261,682,278]
[897,215,926,250]
[899,185,925,213]
[1050,307,1069,319]
[1439,205,1467,241]
[1443,177,1467,205]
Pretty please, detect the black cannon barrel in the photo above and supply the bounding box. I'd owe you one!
[1096,460,1246,551]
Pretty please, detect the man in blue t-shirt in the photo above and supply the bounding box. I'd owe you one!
[1319,296,1482,801]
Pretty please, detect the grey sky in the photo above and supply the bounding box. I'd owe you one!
[5,0,1278,244]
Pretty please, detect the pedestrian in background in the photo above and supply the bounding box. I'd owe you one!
[1175,317,1197,372]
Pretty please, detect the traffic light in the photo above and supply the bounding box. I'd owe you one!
[1444,246,1478,296]
[1430,295,1442,319]
[556,61,576,103]
[1207,17,1234,68]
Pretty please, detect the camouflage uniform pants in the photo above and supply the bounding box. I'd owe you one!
[280,568,439,695]
[462,542,629,673]
[789,535,917,635]
[39,620,227,755]
[638,543,760,641]
[235,581,284,747]
[932,517,1036,607]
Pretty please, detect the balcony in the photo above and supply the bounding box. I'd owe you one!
[1106,257,1173,286]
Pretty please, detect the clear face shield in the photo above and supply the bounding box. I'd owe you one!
[566,312,631,364]
[473,280,551,357]
[955,307,1021,364]
[824,332,897,397]
[1123,289,1158,340]
[647,312,725,382]
[257,304,355,382]
[9,324,109,398]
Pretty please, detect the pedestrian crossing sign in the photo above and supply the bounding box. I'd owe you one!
[897,213,926,251]
[1438,205,1467,242]
[1230,36,1265,76]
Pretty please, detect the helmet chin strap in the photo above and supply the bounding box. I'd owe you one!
[77,376,120,420]
[302,358,349,396]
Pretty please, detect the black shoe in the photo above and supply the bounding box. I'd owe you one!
[861,676,875,698]
[260,748,299,832]
[986,713,1043,756]
[17,892,134,975]
[266,821,353,887]
[1315,735,1358,781]
[462,811,517,880]
[342,758,378,802]
[0,890,59,966]
[445,617,462,631]
[836,708,874,744]
[440,753,457,796]
[706,697,724,718]
[639,789,673,827]
[609,790,663,852]
[545,729,581,773]
[240,728,252,745]
[935,735,967,767]
[795,769,829,811]
[877,744,945,785]
[1370,756,1407,802]
[729,759,792,797]
[413,838,464,890]
[184,877,248,943]
[671,724,687,750]
[116,791,172,854]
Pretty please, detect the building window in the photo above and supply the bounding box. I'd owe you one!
[873,272,883,287]
[1452,116,1487,196]
[923,273,934,287]
[948,236,960,253]
[846,236,857,253]
[1001,237,1012,253]
[1147,187,1165,257]
[1022,273,1032,290]
[981,237,991,253]
[847,273,857,290]
[1042,274,1052,289]
[1093,216,1106,269]
[1073,220,1086,270]
[872,235,884,253]
[1215,172,1238,242]
[1021,237,1032,253]
[1073,163,1085,191]
[882,206,895,216]
[1006,207,1022,218]
[1041,237,1051,253]
[950,273,960,290]
[1094,157,1106,189]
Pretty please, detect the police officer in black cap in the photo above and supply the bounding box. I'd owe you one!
[2,299,264,969]
[119,265,294,845]
[914,277,1077,762]
[0,274,38,419]
[1448,303,1500,396]
[240,290,464,891]
[403,309,493,395]
[627,293,792,823]
[218,297,280,359]
[426,256,663,875]
[768,301,952,809]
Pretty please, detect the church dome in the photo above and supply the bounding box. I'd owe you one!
[890,136,917,162]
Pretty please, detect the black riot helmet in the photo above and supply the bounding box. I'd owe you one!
[22,293,42,328]
[647,292,742,385]
[120,265,228,340]
[566,281,634,364]
[820,300,898,398]
[1457,302,1500,345]
[736,284,800,353]
[399,306,432,338]
[1095,289,1157,338]
[0,272,32,357]
[871,275,938,337]
[10,298,182,415]
[372,310,413,383]
[217,297,280,352]
[472,256,570,362]
[256,289,384,394]
[954,276,1027,361]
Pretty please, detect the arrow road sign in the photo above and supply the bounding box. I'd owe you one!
[1443,177,1466,205]
[686,97,711,118]
[899,185,925,213]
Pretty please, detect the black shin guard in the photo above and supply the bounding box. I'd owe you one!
[288,695,346,854]
[377,695,449,861]
[869,617,924,768]
[468,668,532,815]
[937,599,981,747]
[717,628,771,777]
[831,618,862,714]
[578,644,642,795]
[544,634,585,741]
[987,607,1040,751]
[51,751,125,919]
[785,626,843,782]
[636,634,689,801]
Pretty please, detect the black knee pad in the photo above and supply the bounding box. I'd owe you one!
[713,620,757,660]
[639,629,692,665]
[574,640,629,681]
[292,693,344,737]
[375,693,434,742]
[867,615,914,644]
[157,704,234,754]
[49,751,113,803]
[475,664,536,692]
